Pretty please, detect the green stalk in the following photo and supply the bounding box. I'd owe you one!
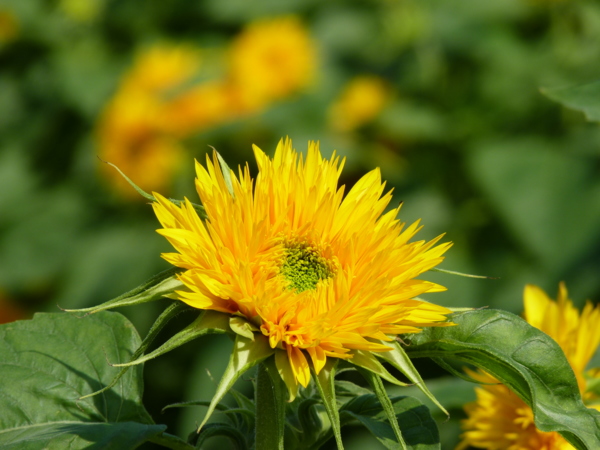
[255,361,285,450]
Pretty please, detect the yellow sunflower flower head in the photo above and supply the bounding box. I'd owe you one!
[122,43,201,95]
[152,138,453,393]
[227,16,317,111]
[459,283,600,450]
[523,283,600,395]
[159,80,241,137]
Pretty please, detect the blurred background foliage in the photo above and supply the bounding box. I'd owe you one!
[1,0,600,448]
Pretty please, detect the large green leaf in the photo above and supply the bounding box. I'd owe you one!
[403,309,600,450]
[0,312,166,449]
[82,301,189,400]
[541,80,600,122]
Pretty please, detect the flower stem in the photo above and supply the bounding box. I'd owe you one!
[255,360,285,450]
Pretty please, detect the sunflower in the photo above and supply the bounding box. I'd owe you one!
[0,9,19,44]
[329,75,390,132]
[458,283,600,450]
[227,17,317,110]
[152,138,453,391]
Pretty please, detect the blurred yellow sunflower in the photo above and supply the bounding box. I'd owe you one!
[97,44,201,197]
[0,9,19,44]
[160,80,241,136]
[329,75,390,132]
[121,44,201,94]
[228,16,317,110]
[59,0,103,22]
[152,138,453,390]
[458,283,600,450]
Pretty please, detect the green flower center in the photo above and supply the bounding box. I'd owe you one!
[280,242,333,293]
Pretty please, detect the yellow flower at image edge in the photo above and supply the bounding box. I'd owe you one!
[152,139,453,390]
[458,283,600,450]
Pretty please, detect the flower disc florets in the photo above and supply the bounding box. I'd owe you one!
[152,138,453,390]
[280,239,335,293]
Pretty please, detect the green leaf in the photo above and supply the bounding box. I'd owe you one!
[335,379,372,398]
[295,398,323,439]
[340,395,440,450]
[312,359,343,450]
[229,388,256,412]
[82,301,189,399]
[150,432,195,450]
[357,369,407,450]
[403,309,600,450]
[197,334,274,432]
[541,80,600,122]
[62,267,183,314]
[112,310,231,367]
[162,399,254,435]
[386,376,476,412]
[386,397,440,450]
[0,422,166,450]
[342,412,398,450]
[195,423,248,450]
[349,350,409,387]
[219,408,256,430]
[162,400,228,412]
[0,312,165,449]
[375,341,449,418]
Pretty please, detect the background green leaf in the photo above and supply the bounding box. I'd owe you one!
[542,80,600,122]
[403,309,600,450]
[0,311,165,449]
